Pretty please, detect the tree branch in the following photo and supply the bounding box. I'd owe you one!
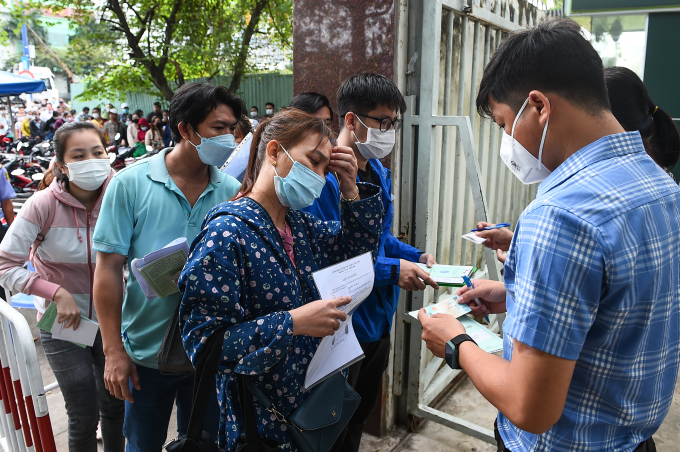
[267,2,291,49]
[228,0,268,93]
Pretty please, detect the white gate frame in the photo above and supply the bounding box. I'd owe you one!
[391,0,546,443]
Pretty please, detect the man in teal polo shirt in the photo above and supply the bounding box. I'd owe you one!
[93,83,243,451]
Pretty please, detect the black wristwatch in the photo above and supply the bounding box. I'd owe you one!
[445,334,477,369]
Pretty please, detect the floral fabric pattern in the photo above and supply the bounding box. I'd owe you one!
[178,182,383,451]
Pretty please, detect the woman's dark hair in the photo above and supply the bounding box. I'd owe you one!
[289,92,334,124]
[604,66,680,170]
[52,121,107,189]
[236,115,253,140]
[476,19,610,117]
[239,109,334,198]
[37,168,54,190]
[169,83,245,144]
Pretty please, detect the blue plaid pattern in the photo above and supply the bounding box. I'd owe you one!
[498,132,680,451]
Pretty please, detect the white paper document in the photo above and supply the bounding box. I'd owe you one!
[408,294,471,320]
[131,238,190,301]
[462,232,487,245]
[305,252,374,390]
[51,317,99,348]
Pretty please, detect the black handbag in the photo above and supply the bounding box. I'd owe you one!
[158,306,195,375]
[243,372,360,452]
[164,330,223,452]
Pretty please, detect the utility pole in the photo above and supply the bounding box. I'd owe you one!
[24,24,76,83]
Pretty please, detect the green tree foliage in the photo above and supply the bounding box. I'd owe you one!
[48,0,293,101]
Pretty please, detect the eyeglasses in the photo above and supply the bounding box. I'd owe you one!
[354,113,402,132]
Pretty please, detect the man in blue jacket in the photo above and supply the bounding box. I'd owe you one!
[304,73,438,452]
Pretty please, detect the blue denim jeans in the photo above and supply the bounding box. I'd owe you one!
[123,364,220,452]
[41,330,125,452]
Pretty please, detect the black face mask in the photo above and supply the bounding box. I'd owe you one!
[132,118,139,123]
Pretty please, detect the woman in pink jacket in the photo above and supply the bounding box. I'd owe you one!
[0,121,124,451]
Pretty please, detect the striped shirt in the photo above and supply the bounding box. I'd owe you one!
[498,132,680,451]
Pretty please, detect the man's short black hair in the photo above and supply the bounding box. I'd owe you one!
[169,83,244,143]
[337,72,406,127]
[153,101,161,107]
[251,106,258,110]
[476,18,610,118]
[265,102,275,108]
[83,106,89,111]
[289,92,334,123]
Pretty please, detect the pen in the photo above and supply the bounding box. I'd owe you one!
[462,275,489,322]
[471,222,510,232]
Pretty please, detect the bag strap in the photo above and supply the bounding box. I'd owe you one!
[185,329,224,441]
[237,374,267,442]
[30,189,57,258]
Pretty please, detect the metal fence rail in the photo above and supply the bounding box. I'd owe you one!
[393,0,547,443]
[0,298,56,452]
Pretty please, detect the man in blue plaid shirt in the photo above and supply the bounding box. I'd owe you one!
[419,19,680,452]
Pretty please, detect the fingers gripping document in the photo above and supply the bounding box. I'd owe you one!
[130,238,190,301]
[305,252,374,390]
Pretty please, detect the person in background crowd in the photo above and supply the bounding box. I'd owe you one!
[40,103,54,122]
[30,113,45,140]
[161,110,169,125]
[120,103,130,123]
[103,103,114,120]
[134,109,144,119]
[93,83,242,451]
[477,65,680,264]
[53,112,71,133]
[179,108,383,451]
[265,101,275,115]
[289,92,334,127]
[14,107,26,138]
[303,75,438,452]
[127,113,140,146]
[162,116,173,148]
[21,112,32,139]
[420,19,680,452]
[0,109,9,137]
[69,108,77,118]
[136,118,150,144]
[78,106,90,122]
[0,164,16,231]
[249,105,259,119]
[233,114,253,144]
[146,101,163,123]
[145,117,164,151]
[0,121,125,451]
[91,108,106,128]
[103,109,127,147]
[45,111,59,140]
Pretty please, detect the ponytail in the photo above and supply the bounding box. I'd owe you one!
[236,109,335,199]
[605,66,680,170]
[648,106,680,169]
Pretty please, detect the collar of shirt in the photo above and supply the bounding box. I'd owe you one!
[147,147,223,187]
[537,131,646,197]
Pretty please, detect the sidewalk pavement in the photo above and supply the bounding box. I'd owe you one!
[19,307,680,452]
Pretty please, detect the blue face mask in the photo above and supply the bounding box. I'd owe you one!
[189,132,236,167]
[274,144,326,210]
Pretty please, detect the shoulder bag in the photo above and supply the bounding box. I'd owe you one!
[243,372,360,452]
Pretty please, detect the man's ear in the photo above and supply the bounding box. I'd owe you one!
[344,112,357,132]
[177,122,193,142]
[528,90,551,127]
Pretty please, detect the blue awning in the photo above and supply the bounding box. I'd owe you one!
[0,71,46,97]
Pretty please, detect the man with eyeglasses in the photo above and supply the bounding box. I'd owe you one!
[304,72,438,452]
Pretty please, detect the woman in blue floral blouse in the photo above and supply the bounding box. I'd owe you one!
[178,109,384,451]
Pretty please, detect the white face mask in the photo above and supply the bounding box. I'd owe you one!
[352,114,395,160]
[65,159,111,191]
[266,108,274,115]
[92,113,100,119]
[499,97,551,185]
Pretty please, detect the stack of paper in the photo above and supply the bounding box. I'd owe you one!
[305,252,374,390]
[37,303,99,348]
[131,238,190,301]
[408,294,471,319]
[417,264,474,286]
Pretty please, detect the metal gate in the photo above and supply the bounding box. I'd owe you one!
[390,0,554,443]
